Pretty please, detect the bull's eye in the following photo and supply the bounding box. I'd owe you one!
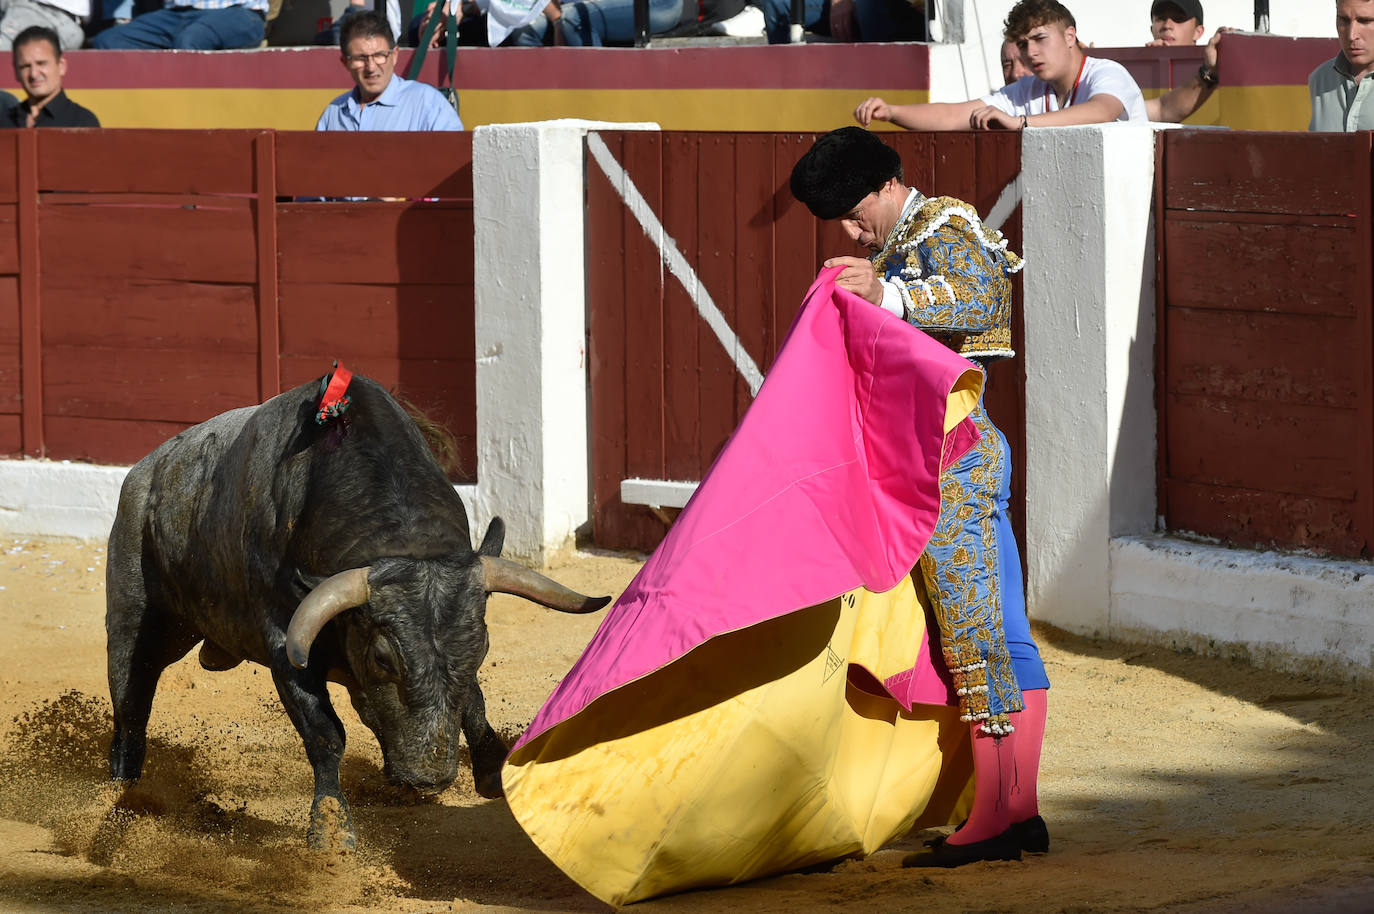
[371,639,399,677]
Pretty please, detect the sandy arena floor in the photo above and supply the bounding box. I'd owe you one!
[0,536,1371,913]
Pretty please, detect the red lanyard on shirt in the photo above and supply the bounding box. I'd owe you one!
[1044,55,1088,110]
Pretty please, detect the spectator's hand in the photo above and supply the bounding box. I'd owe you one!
[968,105,1019,130]
[823,256,883,305]
[854,96,891,127]
[543,0,561,20]
[1144,38,1166,47]
[830,0,856,43]
[1205,26,1234,70]
[418,0,461,46]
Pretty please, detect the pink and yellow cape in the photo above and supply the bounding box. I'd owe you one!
[503,268,984,904]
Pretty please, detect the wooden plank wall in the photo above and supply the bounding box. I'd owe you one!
[588,130,1024,553]
[1157,130,1374,557]
[0,129,475,480]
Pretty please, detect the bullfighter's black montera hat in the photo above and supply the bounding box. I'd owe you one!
[789,126,904,221]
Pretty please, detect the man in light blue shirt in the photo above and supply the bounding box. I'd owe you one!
[316,9,463,132]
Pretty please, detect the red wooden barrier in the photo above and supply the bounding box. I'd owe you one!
[1156,130,1374,557]
[588,130,1024,553]
[0,129,476,480]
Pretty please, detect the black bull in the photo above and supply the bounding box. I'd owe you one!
[105,372,609,849]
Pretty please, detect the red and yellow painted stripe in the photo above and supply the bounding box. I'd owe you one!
[0,44,929,131]
[0,33,1340,132]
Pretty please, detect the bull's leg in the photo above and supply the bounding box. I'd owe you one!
[459,683,507,799]
[271,664,356,851]
[106,602,202,782]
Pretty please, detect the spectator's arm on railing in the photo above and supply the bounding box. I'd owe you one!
[854,97,983,131]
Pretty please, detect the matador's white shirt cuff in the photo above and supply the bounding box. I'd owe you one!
[877,279,905,319]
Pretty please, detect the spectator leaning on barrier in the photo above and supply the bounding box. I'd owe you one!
[0,0,87,52]
[1309,0,1374,131]
[89,0,268,49]
[2,25,98,128]
[1147,0,1203,46]
[854,0,1147,132]
[316,10,463,131]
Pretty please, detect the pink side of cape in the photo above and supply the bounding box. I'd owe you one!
[514,268,979,752]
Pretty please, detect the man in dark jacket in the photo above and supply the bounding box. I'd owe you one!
[3,25,100,128]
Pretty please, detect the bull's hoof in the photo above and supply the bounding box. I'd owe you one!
[198,640,242,671]
[307,795,356,853]
[474,769,504,800]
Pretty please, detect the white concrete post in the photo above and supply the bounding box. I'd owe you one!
[1019,123,1159,636]
[470,119,658,565]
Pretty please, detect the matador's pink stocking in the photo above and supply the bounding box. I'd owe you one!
[945,721,1015,846]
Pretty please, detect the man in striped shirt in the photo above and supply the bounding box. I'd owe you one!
[90,0,267,49]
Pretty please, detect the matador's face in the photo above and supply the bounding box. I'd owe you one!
[836,178,906,253]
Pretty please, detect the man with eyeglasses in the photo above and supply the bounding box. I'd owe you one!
[316,9,463,132]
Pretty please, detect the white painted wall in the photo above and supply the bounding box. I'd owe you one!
[471,118,658,565]
[1112,536,1374,680]
[0,461,128,541]
[929,0,1338,105]
[1019,122,1159,636]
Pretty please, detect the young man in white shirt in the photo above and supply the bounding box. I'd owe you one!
[854,0,1148,131]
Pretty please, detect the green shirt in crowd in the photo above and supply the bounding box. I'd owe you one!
[1308,53,1374,132]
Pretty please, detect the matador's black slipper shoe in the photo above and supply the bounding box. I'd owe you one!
[902,828,1021,868]
[1013,815,1050,854]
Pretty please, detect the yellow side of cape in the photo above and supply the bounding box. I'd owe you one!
[502,576,974,906]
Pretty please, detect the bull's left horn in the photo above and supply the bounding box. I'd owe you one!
[479,556,612,614]
[286,567,372,669]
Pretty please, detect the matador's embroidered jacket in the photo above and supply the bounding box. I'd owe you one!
[872,189,1028,734]
[872,190,1023,360]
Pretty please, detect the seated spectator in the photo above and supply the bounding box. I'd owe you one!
[316,10,462,131]
[854,0,1146,131]
[557,0,681,45]
[90,0,268,49]
[0,0,87,52]
[1309,0,1374,131]
[406,0,553,48]
[1147,0,1204,46]
[0,89,16,115]
[2,25,98,128]
[1001,37,1032,84]
[760,0,925,44]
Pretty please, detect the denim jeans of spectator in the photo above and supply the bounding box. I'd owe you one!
[854,0,924,41]
[758,0,821,44]
[91,6,267,49]
[558,0,681,46]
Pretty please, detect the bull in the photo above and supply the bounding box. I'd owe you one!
[105,367,609,849]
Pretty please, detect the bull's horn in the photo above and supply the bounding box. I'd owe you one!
[479,556,611,614]
[285,567,372,669]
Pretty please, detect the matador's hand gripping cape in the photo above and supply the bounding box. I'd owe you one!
[502,267,984,905]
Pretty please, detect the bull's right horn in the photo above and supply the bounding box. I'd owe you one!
[286,567,372,669]
[480,556,612,614]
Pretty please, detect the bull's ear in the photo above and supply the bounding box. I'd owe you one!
[291,568,326,601]
[478,517,505,557]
